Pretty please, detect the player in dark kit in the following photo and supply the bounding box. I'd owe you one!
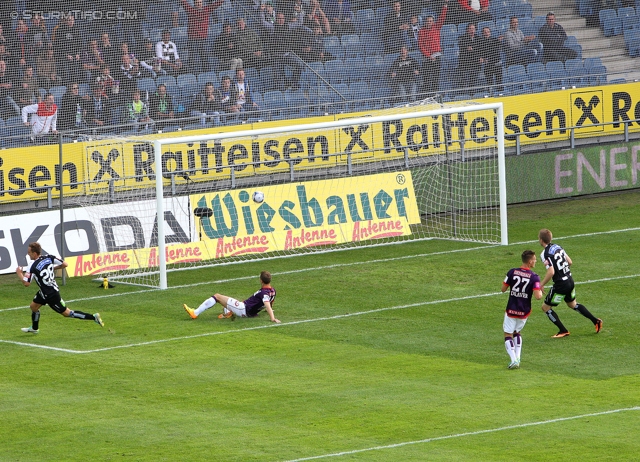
[538,229,602,338]
[16,242,104,334]
[183,271,280,322]
[502,250,543,369]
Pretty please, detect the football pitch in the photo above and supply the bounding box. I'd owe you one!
[1,190,639,461]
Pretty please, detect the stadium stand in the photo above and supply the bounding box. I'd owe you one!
[3,0,639,144]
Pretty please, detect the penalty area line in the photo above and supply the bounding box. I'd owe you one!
[283,407,640,461]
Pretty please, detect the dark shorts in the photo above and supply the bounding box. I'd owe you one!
[544,280,576,307]
[34,291,67,314]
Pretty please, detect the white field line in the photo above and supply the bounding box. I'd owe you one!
[1,272,639,354]
[282,407,640,462]
[1,227,638,352]
[2,226,639,314]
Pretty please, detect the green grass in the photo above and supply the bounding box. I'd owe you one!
[1,190,640,461]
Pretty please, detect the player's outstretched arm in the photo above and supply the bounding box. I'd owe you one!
[264,302,280,323]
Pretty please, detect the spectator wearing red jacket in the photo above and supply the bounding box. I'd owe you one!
[452,0,493,25]
[418,0,448,95]
[180,0,224,72]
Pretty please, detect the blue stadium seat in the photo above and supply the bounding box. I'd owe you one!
[5,116,23,127]
[519,17,536,36]
[599,8,617,27]
[157,75,177,92]
[624,28,640,56]
[372,86,394,108]
[331,83,349,100]
[622,15,639,30]
[504,65,528,94]
[578,0,597,17]
[440,24,458,48]
[408,50,423,65]
[546,61,568,90]
[344,57,366,83]
[49,85,67,101]
[618,7,636,20]
[216,2,238,24]
[301,62,325,89]
[376,6,392,24]
[78,83,90,97]
[355,9,377,34]
[341,34,363,58]
[442,47,459,70]
[177,73,198,90]
[364,55,386,79]
[496,18,510,35]
[565,58,587,87]
[262,90,287,120]
[283,89,309,118]
[259,67,276,91]
[361,33,384,55]
[564,36,582,59]
[603,17,622,36]
[533,15,546,30]
[489,0,510,19]
[526,62,545,75]
[324,59,347,85]
[349,81,370,96]
[197,71,219,86]
[324,36,345,59]
[349,82,373,111]
[208,22,223,39]
[137,77,157,93]
[527,65,548,93]
[511,1,533,19]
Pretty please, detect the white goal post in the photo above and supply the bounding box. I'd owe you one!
[75,100,506,289]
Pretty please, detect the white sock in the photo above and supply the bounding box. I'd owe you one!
[514,334,522,361]
[505,338,518,362]
[194,297,216,316]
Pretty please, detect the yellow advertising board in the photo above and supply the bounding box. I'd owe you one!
[4,82,640,204]
[65,171,420,277]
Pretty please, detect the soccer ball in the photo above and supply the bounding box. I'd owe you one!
[252,191,265,203]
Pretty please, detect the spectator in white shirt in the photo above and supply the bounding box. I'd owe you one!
[156,30,183,75]
[22,93,58,137]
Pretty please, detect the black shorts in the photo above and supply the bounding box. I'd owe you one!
[34,291,67,314]
[544,280,576,307]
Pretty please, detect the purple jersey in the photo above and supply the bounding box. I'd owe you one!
[503,267,541,319]
[244,286,276,317]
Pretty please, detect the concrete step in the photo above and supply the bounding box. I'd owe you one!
[567,26,605,42]
[528,0,634,80]
[600,56,637,73]
[579,36,626,53]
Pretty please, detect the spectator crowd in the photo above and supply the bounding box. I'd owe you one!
[0,0,593,144]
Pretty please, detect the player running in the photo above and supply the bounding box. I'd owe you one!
[502,250,543,369]
[538,229,602,338]
[183,271,279,323]
[16,242,104,334]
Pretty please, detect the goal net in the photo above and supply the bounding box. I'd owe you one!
[70,99,506,288]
